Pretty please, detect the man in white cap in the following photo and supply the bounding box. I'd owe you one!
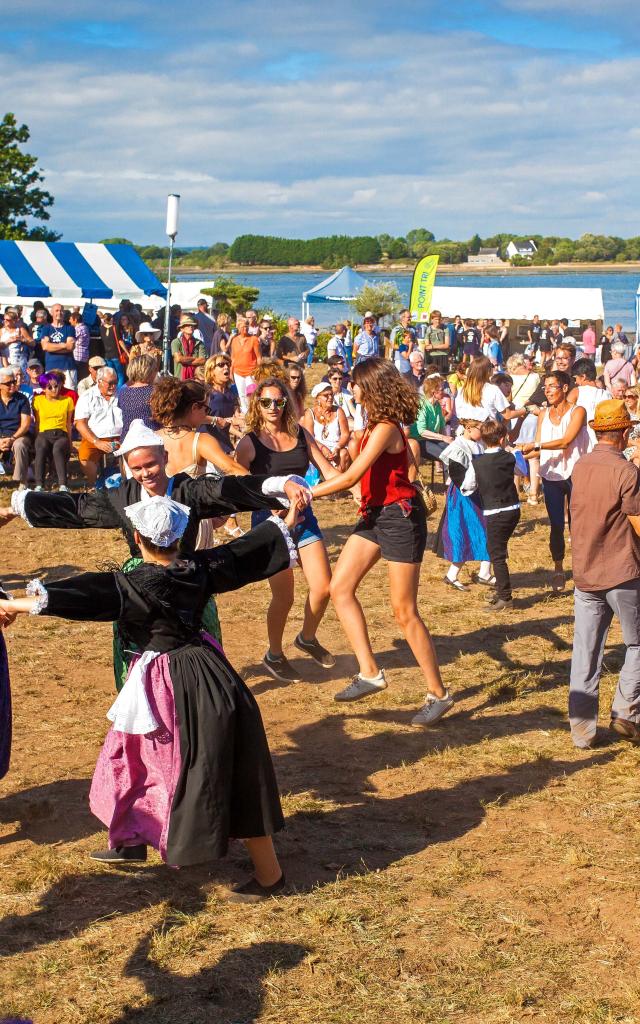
[77,355,107,396]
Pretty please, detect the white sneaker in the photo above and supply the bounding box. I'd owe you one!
[411,691,454,727]
[58,485,69,492]
[34,485,44,492]
[334,671,387,702]
[0,462,5,476]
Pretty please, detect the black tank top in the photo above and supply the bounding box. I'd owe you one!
[248,429,309,476]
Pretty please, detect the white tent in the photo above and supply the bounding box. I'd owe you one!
[430,285,604,322]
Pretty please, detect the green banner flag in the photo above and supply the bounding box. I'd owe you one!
[409,255,439,322]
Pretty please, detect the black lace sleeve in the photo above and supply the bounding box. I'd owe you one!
[201,519,293,595]
[41,572,123,621]
[177,473,280,520]
[19,489,121,531]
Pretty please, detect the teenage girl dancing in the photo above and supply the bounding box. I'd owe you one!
[312,357,454,727]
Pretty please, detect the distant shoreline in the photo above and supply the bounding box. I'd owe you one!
[166,260,640,277]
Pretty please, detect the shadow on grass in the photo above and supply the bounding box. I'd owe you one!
[1,565,84,588]
[111,937,308,1024]
[0,779,93,847]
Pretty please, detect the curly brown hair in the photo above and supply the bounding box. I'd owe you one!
[150,376,208,425]
[253,358,287,384]
[244,377,299,437]
[352,357,419,425]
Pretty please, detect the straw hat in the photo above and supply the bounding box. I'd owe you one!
[589,399,632,432]
[135,321,161,342]
[178,314,198,329]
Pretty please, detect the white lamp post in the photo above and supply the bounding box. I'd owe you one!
[162,193,180,374]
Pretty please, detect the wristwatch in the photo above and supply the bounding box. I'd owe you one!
[534,444,541,452]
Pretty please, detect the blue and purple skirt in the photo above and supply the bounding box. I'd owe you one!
[436,484,490,563]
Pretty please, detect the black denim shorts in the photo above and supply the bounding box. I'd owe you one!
[353,497,427,563]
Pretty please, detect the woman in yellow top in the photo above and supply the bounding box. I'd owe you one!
[32,372,75,492]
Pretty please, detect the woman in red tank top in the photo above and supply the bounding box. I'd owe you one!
[312,358,454,726]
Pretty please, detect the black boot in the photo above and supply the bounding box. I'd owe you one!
[91,844,147,863]
[226,873,286,904]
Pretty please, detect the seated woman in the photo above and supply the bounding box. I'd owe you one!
[301,381,350,472]
[285,363,307,420]
[32,372,75,492]
[0,495,301,901]
[407,375,450,471]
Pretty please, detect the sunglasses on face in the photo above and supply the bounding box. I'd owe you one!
[625,393,637,400]
[258,397,287,410]
[214,363,230,370]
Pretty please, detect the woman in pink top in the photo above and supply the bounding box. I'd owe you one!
[604,342,636,392]
[581,321,596,358]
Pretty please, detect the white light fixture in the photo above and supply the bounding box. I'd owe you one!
[166,193,180,238]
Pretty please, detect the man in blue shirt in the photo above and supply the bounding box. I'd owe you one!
[39,304,78,387]
[0,366,33,485]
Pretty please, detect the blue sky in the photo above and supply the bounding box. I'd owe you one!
[2,0,639,243]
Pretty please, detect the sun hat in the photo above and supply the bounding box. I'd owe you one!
[88,355,107,369]
[311,381,332,398]
[114,418,165,458]
[178,314,198,329]
[124,495,191,547]
[135,321,161,342]
[589,399,633,432]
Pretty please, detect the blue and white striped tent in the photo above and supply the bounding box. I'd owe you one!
[0,241,166,305]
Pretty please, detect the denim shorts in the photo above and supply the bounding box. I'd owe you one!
[353,497,427,563]
[251,505,323,549]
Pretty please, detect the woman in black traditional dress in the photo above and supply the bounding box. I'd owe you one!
[0,495,300,903]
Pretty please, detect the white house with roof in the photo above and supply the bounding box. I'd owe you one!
[467,247,503,265]
[506,239,538,260]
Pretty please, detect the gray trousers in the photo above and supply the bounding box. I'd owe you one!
[569,580,640,746]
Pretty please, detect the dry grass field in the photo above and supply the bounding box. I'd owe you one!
[1,476,640,1023]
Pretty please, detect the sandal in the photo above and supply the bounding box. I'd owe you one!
[224,525,245,538]
[444,577,469,593]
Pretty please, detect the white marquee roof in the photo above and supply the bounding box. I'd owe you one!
[429,286,604,321]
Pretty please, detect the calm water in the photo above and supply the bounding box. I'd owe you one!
[177,269,639,329]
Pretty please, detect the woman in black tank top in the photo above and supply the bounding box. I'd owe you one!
[235,377,337,684]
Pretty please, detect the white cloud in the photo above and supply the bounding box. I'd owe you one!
[2,22,639,241]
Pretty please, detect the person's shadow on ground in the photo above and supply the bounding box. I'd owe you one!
[112,936,309,1024]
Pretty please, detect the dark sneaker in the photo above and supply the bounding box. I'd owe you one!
[91,844,147,863]
[293,632,336,668]
[486,598,513,611]
[262,652,302,683]
[610,718,640,743]
[227,873,286,904]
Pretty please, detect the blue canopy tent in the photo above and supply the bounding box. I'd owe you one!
[301,265,368,321]
[0,241,166,307]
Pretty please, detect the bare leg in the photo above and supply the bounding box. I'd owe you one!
[387,561,446,697]
[529,456,540,499]
[265,569,294,656]
[297,540,332,642]
[243,836,282,886]
[329,534,381,678]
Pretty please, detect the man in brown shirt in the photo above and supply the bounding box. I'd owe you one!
[569,400,640,748]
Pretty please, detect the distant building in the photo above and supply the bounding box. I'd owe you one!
[506,239,537,260]
[467,247,503,266]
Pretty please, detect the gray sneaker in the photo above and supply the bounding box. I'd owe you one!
[334,671,387,702]
[411,691,454,727]
[293,632,336,668]
[262,652,302,683]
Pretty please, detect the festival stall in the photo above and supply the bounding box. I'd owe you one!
[0,241,166,311]
[301,265,368,321]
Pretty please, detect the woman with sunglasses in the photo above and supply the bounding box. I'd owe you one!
[310,357,453,727]
[521,370,588,592]
[285,363,307,420]
[624,385,640,422]
[32,372,75,492]
[235,377,337,683]
[151,377,249,545]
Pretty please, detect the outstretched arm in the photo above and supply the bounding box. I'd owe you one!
[182,472,311,520]
[312,422,397,498]
[0,572,122,622]
[0,488,121,531]
[202,504,300,594]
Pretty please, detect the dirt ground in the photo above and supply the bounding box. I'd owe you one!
[1,480,639,1023]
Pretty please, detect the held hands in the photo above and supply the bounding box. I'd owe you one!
[283,479,311,512]
[0,600,17,627]
[284,502,302,531]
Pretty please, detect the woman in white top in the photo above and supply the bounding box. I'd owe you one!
[521,369,588,592]
[301,380,350,471]
[454,356,510,423]
[506,353,543,504]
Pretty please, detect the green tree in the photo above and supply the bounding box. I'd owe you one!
[349,282,403,320]
[100,237,134,245]
[202,276,259,316]
[467,233,482,255]
[0,113,59,240]
[406,228,435,256]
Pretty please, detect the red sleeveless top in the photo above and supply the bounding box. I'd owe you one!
[359,422,415,512]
